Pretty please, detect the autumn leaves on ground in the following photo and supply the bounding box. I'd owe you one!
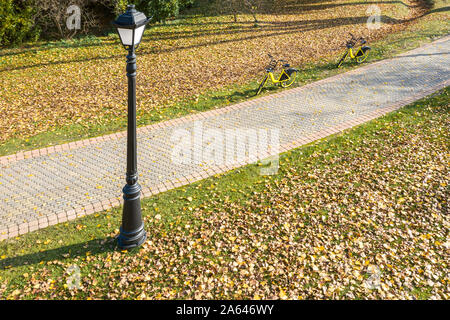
[1,88,448,299]
[0,0,449,300]
[0,0,428,148]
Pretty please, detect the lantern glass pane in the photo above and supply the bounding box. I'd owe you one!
[133,25,146,45]
[117,28,134,46]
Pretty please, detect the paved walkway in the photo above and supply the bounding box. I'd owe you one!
[1,36,449,239]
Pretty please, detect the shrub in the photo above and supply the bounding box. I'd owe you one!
[179,0,195,10]
[0,0,200,46]
[0,0,39,46]
[121,0,200,23]
[134,0,180,23]
[33,0,116,39]
[113,0,129,14]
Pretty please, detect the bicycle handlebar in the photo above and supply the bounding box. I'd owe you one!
[267,54,287,63]
[265,54,291,71]
[345,33,366,46]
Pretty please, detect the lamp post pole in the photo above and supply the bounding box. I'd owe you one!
[117,44,147,249]
[113,4,150,249]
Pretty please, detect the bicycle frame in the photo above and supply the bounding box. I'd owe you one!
[336,34,371,69]
[256,55,298,95]
[267,69,290,84]
[347,46,365,59]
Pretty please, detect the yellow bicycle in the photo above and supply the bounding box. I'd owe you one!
[256,54,298,95]
[336,33,371,68]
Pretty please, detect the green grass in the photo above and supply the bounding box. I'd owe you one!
[410,286,433,300]
[0,0,448,157]
[0,86,448,299]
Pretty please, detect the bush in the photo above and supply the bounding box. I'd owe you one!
[0,0,200,46]
[113,0,128,14]
[0,0,39,46]
[34,0,119,39]
[125,0,198,23]
[179,0,195,10]
[134,0,180,23]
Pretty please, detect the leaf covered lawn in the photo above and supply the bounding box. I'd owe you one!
[0,0,427,145]
[0,88,448,300]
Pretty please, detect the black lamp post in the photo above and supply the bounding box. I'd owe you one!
[113,5,150,249]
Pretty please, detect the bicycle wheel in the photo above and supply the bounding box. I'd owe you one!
[280,71,297,88]
[256,75,268,95]
[356,48,370,63]
[336,52,348,68]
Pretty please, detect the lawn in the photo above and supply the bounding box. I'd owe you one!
[2,0,447,156]
[1,87,448,300]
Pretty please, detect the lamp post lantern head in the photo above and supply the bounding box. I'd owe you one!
[113,4,150,48]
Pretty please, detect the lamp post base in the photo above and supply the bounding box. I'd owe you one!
[118,224,147,249]
[117,183,146,249]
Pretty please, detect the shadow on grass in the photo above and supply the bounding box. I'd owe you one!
[261,1,418,15]
[0,237,117,270]
[0,14,397,73]
[2,0,443,72]
[141,15,400,41]
[419,5,450,16]
[187,1,417,18]
[1,0,440,63]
